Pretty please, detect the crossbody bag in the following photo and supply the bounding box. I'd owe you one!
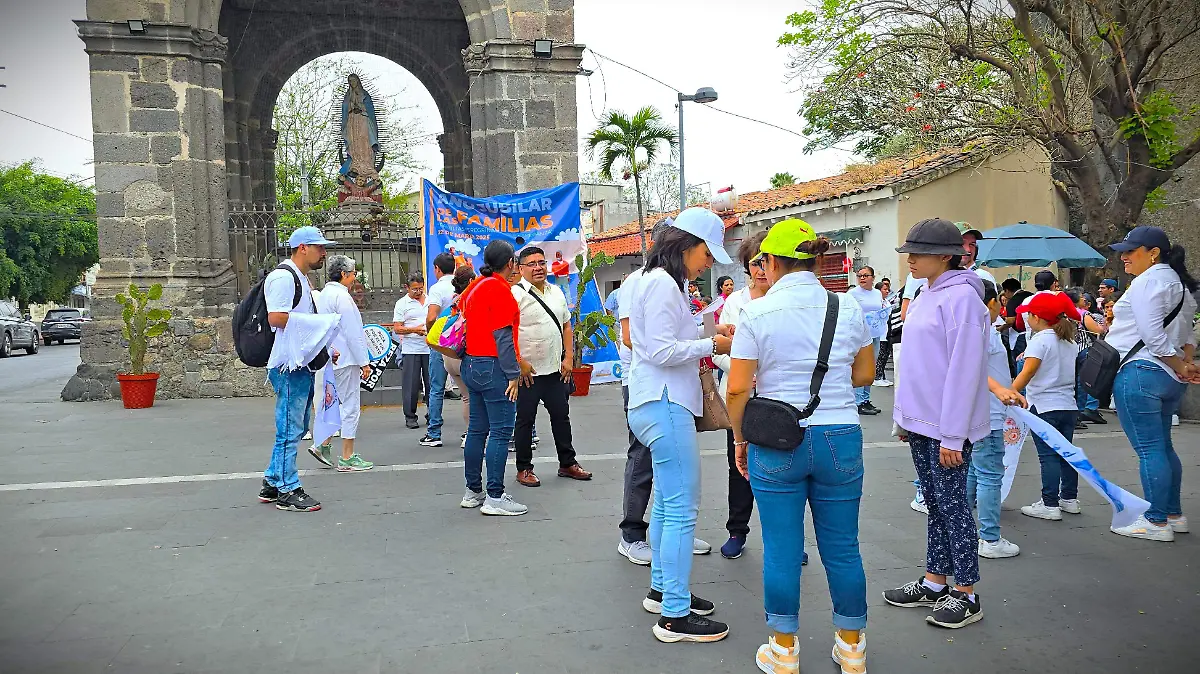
[1080,296,1184,401]
[742,291,839,450]
[519,283,576,394]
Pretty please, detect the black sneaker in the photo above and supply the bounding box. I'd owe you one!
[445,389,462,400]
[1080,409,1106,424]
[857,403,881,416]
[926,589,982,628]
[883,577,950,607]
[257,479,279,504]
[652,612,729,643]
[419,434,443,447]
[642,589,715,616]
[275,487,321,512]
[405,419,420,429]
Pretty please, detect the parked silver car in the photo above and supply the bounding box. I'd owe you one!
[0,301,39,357]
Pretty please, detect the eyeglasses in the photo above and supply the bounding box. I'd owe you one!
[521,261,547,268]
[857,273,874,279]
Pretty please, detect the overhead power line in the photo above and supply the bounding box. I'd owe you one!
[0,109,92,143]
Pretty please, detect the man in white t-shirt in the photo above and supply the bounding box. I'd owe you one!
[394,273,430,430]
[420,253,457,447]
[260,225,335,513]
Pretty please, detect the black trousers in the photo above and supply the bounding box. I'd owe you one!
[876,340,893,379]
[514,373,577,471]
[401,353,430,422]
[620,385,653,543]
[725,429,755,538]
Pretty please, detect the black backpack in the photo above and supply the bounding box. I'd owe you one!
[233,264,303,367]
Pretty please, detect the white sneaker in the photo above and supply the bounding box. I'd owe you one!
[756,634,800,674]
[459,489,485,509]
[1168,515,1189,533]
[1111,515,1175,542]
[1172,414,1180,427]
[1059,499,1082,514]
[481,493,528,516]
[873,378,893,387]
[978,537,1020,559]
[302,429,313,440]
[831,631,866,674]
[910,498,928,515]
[618,539,652,565]
[460,432,467,449]
[1021,500,1063,521]
[693,537,712,555]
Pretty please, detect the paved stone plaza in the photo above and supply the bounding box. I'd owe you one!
[2,346,1198,672]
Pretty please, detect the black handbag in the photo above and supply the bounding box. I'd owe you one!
[1079,297,1183,400]
[742,291,839,451]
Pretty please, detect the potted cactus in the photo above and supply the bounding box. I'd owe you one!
[569,250,617,396]
[115,283,172,409]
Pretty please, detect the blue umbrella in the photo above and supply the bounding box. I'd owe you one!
[975,222,1108,268]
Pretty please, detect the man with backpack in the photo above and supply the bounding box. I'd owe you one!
[252,226,337,512]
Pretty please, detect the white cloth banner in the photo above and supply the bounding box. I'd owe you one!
[313,363,341,447]
[1006,407,1149,529]
[864,307,890,340]
[270,313,341,372]
[999,412,1031,504]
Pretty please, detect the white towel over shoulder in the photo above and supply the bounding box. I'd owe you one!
[267,313,341,371]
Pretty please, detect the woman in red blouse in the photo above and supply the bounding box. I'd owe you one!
[458,239,532,516]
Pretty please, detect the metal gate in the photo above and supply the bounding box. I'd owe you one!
[226,205,422,298]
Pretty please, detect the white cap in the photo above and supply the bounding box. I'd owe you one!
[671,207,732,265]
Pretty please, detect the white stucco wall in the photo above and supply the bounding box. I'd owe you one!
[594,257,645,303]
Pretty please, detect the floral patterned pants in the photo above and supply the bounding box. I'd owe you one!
[908,432,979,587]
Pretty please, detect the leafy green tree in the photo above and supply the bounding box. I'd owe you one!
[0,162,98,312]
[780,0,1200,248]
[586,107,679,262]
[770,172,797,189]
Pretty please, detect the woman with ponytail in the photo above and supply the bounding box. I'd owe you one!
[457,239,533,516]
[1106,226,1200,541]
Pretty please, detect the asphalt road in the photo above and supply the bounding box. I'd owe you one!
[0,341,79,403]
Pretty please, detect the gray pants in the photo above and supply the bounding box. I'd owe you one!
[401,353,430,423]
[620,385,654,543]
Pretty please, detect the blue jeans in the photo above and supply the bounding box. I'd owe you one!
[966,430,1004,542]
[1030,408,1078,507]
[1114,361,1187,524]
[750,425,867,634]
[628,391,700,619]
[266,367,314,494]
[1075,349,1100,412]
[427,349,448,439]
[853,338,879,405]
[462,355,515,499]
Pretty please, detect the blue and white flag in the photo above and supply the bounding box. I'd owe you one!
[864,307,890,340]
[1007,407,1149,529]
[999,412,1031,503]
[313,363,341,447]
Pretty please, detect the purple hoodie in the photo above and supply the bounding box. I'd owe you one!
[894,269,990,451]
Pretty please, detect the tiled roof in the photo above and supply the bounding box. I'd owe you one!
[586,148,976,257]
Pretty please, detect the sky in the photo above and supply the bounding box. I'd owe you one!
[0,0,857,198]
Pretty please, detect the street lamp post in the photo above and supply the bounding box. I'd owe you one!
[677,87,718,212]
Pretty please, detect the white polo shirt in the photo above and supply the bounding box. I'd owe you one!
[425,274,456,315]
[732,271,872,427]
[393,295,429,355]
[513,279,570,378]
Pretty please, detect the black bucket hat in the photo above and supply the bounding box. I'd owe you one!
[897,218,969,255]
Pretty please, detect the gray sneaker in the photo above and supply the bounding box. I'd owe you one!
[693,537,712,555]
[480,493,528,516]
[459,489,486,509]
[618,539,652,565]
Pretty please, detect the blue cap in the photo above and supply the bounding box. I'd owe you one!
[1101,278,1118,288]
[288,226,335,248]
[1110,225,1170,253]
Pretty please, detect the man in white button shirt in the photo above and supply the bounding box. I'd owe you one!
[511,246,592,487]
[394,273,431,430]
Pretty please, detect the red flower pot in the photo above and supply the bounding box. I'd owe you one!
[570,364,594,397]
[117,372,160,409]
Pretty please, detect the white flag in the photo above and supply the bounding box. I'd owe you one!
[313,363,341,447]
[1007,407,1149,529]
[999,412,1030,503]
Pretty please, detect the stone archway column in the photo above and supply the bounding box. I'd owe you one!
[465,39,583,196]
[65,22,263,401]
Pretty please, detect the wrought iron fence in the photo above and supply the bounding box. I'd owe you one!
[226,205,422,298]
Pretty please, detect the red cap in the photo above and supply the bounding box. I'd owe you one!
[1017,292,1081,325]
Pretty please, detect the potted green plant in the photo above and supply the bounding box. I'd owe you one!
[115,283,172,409]
[569,250,617,396]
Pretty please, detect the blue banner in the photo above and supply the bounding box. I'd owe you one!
[421,180,618,384]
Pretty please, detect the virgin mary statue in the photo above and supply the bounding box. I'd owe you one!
[339,74,381,181]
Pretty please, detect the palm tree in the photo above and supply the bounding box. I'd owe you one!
[770,172,797,189]
[586,107,678,263]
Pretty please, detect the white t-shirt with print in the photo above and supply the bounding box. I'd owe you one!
[1023,328,1077,413]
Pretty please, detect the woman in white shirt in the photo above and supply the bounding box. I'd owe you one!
[1106,226,1200,541]
[626,207,734,644]
[725,219,876,674]
[712,231,770,561]
[313,255,373,472]
[847,266,884,416]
